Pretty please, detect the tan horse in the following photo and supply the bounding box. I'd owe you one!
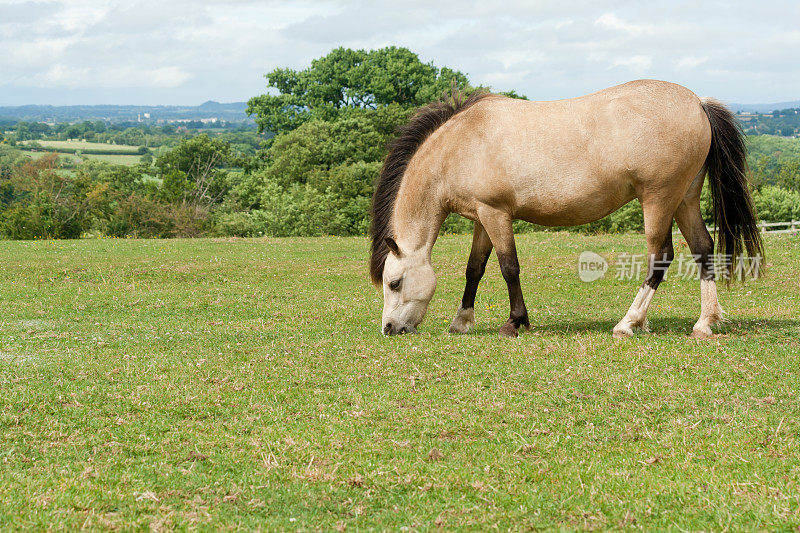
[370,80,763,338]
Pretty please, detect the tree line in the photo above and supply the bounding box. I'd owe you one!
[1,120,262,153]
[1,46,799,240]
[739,109,800,137]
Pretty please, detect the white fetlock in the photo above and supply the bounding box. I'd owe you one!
[449,306,475,334]
[692,280,723,338]
[613,285,656,337]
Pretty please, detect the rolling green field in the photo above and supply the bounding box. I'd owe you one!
[1,233,798,530]
[20,140,145,167]
[78,153,144,165]
[19,149,81,164]
[19,150,142,166]
[25,140,142,152]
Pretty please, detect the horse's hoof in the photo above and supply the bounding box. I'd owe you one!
[690,327,712,339]
[499,323,518,338]
[612,328,633,339]
[449,322,469,334]
[449,307,474,334]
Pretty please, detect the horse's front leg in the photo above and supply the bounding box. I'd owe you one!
[450,221,493,334]
[476,206,530,338]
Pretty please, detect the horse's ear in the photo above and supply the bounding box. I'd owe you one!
[384,237,402,257]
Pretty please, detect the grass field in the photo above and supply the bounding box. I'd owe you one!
[19,149,81,165]
[25,140,142,152]
[78,153,144,165]
[19,149,143,167]
[1,233,798,530]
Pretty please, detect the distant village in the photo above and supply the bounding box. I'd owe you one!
[734,108,800,137]
[0,101,253,127]
[137,113,222,125]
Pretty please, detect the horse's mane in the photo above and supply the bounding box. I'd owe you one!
[369,90,492,285]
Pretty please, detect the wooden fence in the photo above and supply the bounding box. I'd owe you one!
[755,220,800,234]
[674,220,799,235]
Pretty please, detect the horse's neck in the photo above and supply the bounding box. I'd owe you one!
[392,173,447,256]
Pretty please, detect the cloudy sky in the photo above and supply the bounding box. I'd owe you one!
[1,0,799,106]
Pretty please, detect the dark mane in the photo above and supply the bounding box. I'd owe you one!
[369,90,492,285]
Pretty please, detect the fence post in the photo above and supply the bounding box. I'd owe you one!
[760,221,766,233]
[792,219,798,232]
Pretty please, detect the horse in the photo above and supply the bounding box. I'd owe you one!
[369,80,763,338]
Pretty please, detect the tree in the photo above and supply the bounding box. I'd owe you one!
[0,155,104,239]
[247,46,473,136]
[238,47,519,237]
[155,134,232,206]
[500,90,528,100]
[775,159,800,191]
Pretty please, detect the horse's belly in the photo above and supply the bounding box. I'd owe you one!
[512,173,636,226]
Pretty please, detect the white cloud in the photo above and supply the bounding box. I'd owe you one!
[54,1,110,32]
[674,56,708,70]
[36,65,91,86]
[612,55,653,73]
[0,0,798,105]
[4,37,76,67]
[147,67,193,88]
[595,13,654,36]
[19,64,192,89]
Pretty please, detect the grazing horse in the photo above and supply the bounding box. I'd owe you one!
[370,80,763,338]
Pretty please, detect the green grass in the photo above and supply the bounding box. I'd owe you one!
[19,149,143,167]
[19,150,81,164]
[79,153,144,165]
[1,232,798,530]
[26,140,142,152]
[21,140,145,166]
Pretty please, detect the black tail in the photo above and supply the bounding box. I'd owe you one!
[701,98,764,282]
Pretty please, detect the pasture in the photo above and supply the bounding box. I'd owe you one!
[19,149,143,167]
[19,149,81,165]
[21,140,145,167]
[78,153,144,165]
[0,233,798,530]
[26,140,143,152]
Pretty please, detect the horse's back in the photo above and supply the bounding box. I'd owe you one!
[494,79,710,172]
[424,80,712,225]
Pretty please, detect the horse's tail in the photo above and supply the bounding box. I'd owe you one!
[700,97,764,281]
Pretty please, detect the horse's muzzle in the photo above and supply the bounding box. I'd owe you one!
[383,322,418,335]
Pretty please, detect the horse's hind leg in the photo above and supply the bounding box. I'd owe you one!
[450,221,493,334]
[613,205,675,338]
[674,199,724,338]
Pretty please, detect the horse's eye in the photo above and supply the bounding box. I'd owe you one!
[389,278,402,291]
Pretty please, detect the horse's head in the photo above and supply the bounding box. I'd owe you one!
[380,237,436,335]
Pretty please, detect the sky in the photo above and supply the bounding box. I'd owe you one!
[1,0,799,106]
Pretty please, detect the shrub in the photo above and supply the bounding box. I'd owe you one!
[0,201,86,239]
[0,156,96,239]
[101,194,175,238]
[752,185,800,222]
[100,195,210,238]
[215,211,262,237]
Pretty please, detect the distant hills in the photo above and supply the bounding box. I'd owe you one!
[731,101,800,113]
[0,101,252,123]
[2,99,798,123]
